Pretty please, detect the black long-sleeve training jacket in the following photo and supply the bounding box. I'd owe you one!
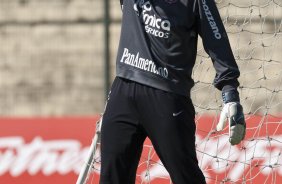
[116,0,240,96]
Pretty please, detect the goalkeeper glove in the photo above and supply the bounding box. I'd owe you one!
[216,90,246,145]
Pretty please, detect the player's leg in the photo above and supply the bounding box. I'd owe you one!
[136,86,206,184]
[99,77,147,184]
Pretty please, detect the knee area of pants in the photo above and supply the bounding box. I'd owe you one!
[102,145,126,156]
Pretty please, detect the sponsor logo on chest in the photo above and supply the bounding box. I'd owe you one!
[134,0,171,38]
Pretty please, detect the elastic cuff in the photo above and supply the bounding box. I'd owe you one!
[222,84,237,93]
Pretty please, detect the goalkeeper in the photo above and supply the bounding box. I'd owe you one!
[100,0,246,183]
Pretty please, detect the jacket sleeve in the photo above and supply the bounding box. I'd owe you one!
[196,0,240,92]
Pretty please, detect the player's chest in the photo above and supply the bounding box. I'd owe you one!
[127,0,196,28]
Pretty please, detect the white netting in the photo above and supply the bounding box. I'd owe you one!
[87,0,282,183]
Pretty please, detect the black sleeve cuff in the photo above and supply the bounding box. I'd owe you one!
[222,84,237,93]
[222,89,240,103]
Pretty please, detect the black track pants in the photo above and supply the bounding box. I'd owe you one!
[100,77,206,184]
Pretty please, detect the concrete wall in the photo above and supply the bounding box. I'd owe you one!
[0,0,121,116]
[0,0,281,116]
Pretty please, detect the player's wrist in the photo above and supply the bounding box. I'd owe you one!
[222,89,240,104]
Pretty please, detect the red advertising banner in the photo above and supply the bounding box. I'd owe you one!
[0,117,97,184]
[0,116,281,184]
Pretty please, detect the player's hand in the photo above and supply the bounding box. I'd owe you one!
[216,91,246,145]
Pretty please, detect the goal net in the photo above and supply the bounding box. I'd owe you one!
[190,0,282,183]
[85,0,282,183]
